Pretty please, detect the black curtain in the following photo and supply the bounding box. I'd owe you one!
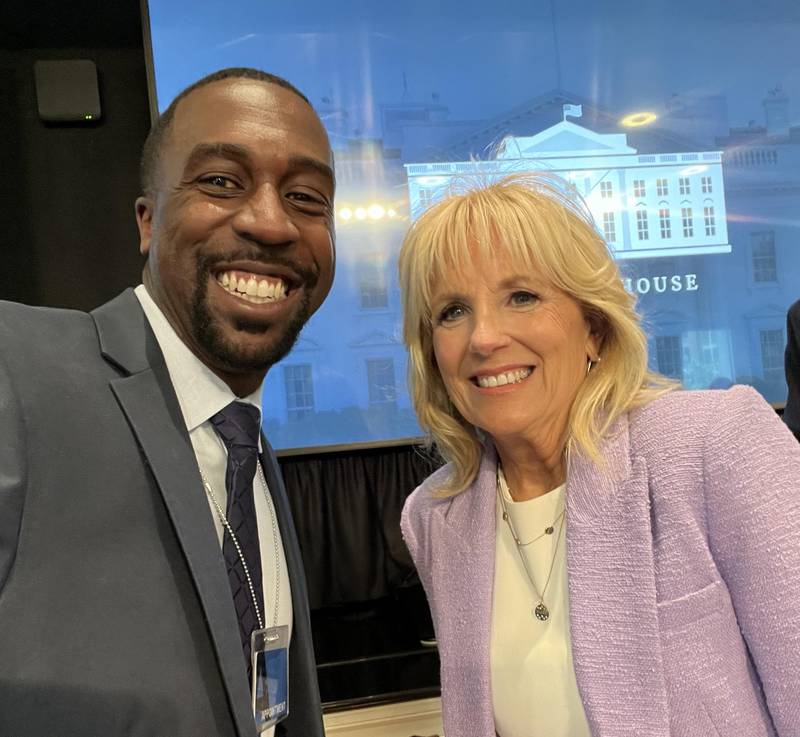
[279,444,441,609]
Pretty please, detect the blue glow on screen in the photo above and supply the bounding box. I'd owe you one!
[146,0,800,450]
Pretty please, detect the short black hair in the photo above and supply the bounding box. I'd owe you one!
[140,67,312,197]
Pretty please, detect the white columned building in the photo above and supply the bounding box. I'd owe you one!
[405,120,730,260]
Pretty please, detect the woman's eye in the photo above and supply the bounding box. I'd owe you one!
[510,291,538,306]
[438,304,466,323]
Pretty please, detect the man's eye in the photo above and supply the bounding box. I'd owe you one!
[287,190,330,213]
[510,291,538,306]
[199,175,239,190]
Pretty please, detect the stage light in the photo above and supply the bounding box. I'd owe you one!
[367,204,385,219]
[339,207,353,221]
[355,207,367,220]
[620,111,657,127]
[387,208,397,217]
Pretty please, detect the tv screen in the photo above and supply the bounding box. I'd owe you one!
[143,0,800,451]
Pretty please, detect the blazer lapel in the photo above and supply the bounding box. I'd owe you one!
[566,417,670,736]
[430,447,498,737]
[92,291,255,737]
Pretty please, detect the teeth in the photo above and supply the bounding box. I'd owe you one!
[476,368,532,388]
[215,270,289,304]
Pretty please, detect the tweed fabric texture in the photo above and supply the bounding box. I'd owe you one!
[402,386,800,737]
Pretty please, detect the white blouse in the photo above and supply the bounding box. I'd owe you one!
[490,474,591,737]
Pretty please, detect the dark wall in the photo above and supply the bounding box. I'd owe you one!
[0,0,150,310]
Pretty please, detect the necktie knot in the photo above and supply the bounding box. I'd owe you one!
[210,401,261,451]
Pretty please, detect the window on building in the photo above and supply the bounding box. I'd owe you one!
[419,189,433,208]
[283,364,315,421]
[658,207,671,239]
[701,176,713,193]
[751,231,777,283]
[760,329,784,382]
[599,181,613,198]
[704,205,716,236]
[681,206,694,237]
[633,179,646,198]
[358,257,388,309]
[656,336,683,379]
[656,178,669,197]
[367,358,397,405]
[678,177,691,195]
[636,209,649,240]
[602,212,616,243]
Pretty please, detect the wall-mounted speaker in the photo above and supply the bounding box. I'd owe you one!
[33,60,102,123]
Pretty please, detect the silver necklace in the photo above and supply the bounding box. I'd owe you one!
[496,465,566,622]
[201,463,281,630]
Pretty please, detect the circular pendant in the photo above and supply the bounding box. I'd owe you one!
[544,525,554,535]
[534,602,550,621]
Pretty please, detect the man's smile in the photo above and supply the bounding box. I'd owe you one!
[215,269,290,305]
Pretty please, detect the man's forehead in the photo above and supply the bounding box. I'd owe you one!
[166,78,331,164]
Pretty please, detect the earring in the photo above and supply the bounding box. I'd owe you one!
[586,356,602,374]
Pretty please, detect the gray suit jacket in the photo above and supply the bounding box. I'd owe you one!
[0,289,324,737]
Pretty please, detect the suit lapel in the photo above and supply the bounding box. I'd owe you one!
[92,291,255,737]
[566,417,670,736]
[260,440,324,737]
[430,447,498,737]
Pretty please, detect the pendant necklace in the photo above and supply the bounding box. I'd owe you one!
[496,465,567,622]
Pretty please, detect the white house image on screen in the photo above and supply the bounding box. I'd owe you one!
[405,119,730,260]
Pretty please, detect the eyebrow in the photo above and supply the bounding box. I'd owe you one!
[430,276,545,306]
[183,142,336,189]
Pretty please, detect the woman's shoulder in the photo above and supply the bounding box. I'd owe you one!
[629,384,783,458]
[633,384,768,430]
[403,463,456,521]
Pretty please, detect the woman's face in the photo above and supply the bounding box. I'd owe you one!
[430,250,599,448]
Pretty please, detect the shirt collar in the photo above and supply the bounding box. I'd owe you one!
[134,284,264,435]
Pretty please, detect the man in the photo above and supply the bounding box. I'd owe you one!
[0,68,334,737]
[785,298,800,441]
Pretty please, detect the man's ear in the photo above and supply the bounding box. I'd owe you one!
[135,196,154,257]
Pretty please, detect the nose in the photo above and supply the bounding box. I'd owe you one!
[231,183,299,247]
[468,311,511,356]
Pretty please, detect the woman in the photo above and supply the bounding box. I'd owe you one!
[398,173,800,737]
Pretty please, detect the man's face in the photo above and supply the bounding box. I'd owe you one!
[136,78,335,394]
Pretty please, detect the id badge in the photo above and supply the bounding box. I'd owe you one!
[251,625,290,732]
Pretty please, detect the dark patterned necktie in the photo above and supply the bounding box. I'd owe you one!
[210,401,265,673]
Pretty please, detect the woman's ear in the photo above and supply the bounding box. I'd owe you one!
[584,310,607,362]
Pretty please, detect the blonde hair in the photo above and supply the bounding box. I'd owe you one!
[399,172,676,495]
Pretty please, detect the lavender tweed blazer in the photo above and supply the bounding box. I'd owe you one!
[401,386,800,737]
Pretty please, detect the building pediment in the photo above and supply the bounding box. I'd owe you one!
[348,330,400,348]
[498,121,637,159]
[743,304,786,320]
[291,335,322,352]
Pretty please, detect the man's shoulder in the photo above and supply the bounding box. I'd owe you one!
[0,299,92,331]
[0,300,101,373]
